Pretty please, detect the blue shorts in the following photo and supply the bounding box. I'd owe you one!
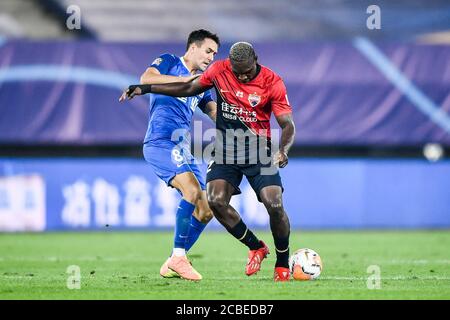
[143,141,206,190]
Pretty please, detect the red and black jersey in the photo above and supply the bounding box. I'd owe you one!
[199,59,292,138]
[199,59,292,164]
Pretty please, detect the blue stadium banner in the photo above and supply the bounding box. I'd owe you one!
[1,158,449,231]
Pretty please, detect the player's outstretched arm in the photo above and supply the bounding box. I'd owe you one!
[119,78,211,102]
[273,113,296,168]
[150,77,209,96]
[140,67,200,85]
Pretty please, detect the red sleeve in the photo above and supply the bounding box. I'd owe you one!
[199,61,221,87]
[271,79,292,116]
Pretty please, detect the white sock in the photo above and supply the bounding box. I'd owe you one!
[172,248,186,257]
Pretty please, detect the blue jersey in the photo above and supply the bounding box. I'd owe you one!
[144,53,213,145]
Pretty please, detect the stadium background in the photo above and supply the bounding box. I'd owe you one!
[1,0,449,231]
[0,0,449,300]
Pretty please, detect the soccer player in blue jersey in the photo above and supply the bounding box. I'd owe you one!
[120,29,219,281]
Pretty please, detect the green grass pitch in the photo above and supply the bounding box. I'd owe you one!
[1,230,449,299]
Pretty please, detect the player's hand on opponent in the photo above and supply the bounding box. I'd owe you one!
[273,150,288,168]
[119,85,143,102]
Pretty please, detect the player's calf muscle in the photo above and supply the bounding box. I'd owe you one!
[208,200,240,227]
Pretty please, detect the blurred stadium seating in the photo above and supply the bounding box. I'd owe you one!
[2,0,450,41]
[0,0,449,231]
[0,0,71,38]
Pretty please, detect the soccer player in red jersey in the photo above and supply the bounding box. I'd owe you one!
[122,42,296,281]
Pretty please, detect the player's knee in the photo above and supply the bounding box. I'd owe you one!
[207,194,227,213]
[263,199,284,217]
[182,187,202,204]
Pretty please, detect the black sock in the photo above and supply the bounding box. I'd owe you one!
[273,234,289,268]
[226,219,262,250]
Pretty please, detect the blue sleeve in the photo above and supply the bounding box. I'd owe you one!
[198,89,214,114]
[150,53,177,75]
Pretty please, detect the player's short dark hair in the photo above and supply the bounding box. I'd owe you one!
[229,42,257,63]
[186,29,220,51]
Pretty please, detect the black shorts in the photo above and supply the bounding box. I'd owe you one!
[206,161,284,202]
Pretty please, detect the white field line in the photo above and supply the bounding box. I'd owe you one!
[364,259,450,265]
[1,257,450,264]
[320,276,450,281]
[0,256,151,262]
[203,276,450,281]
[1,273,450,281]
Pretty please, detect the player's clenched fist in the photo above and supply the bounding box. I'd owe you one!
[119,85,143,102]
[273,150,288,168]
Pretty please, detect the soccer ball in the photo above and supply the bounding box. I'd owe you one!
[289,248,323,280]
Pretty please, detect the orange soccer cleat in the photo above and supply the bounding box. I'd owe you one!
[167,255,202,281]
[245,240,270,276]
[159,257,181,278]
